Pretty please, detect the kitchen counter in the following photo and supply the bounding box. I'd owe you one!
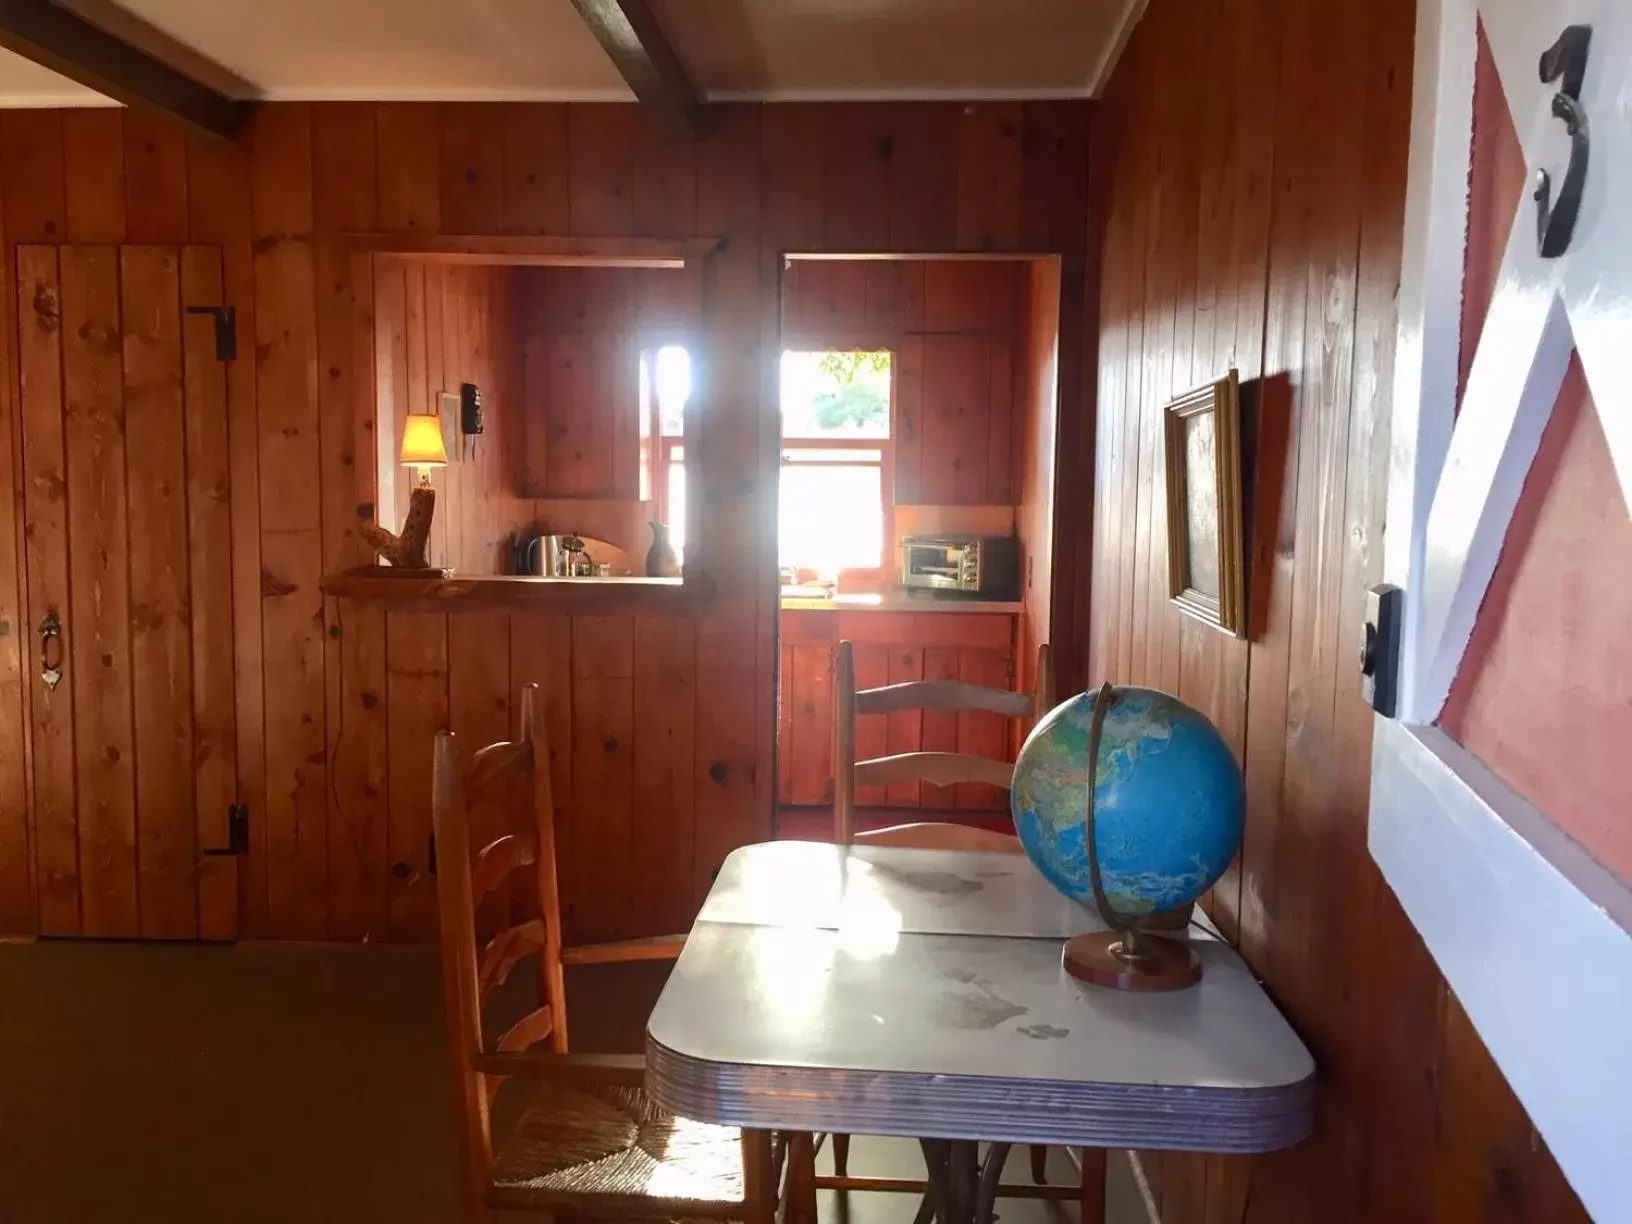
[321,568,698,614]
[780,591,1024,615]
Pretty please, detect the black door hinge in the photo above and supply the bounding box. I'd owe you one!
[204,804,250,856]
[185,305,238,362]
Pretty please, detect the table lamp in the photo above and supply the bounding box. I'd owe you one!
[358,413,447,571]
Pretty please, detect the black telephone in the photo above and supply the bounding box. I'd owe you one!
[460,382,484,436]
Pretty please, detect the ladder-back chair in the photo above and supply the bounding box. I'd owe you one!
[833,639,1053,847]
[431,684,780,1224]
[824,641,1099,1206]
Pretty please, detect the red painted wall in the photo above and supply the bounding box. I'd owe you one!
[1441,362,1632,887]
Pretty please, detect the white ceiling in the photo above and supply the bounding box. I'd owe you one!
[0,0,1144,107]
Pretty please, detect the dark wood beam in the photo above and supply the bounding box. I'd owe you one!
[0,0,255,141]
[570,0,700,137]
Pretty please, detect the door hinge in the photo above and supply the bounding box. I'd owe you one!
[204,804,250,856]
[185,305,238,362]
[1360,584,1403,718]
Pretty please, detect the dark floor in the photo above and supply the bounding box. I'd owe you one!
[0,941,1146,1224]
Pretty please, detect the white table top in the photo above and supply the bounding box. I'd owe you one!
[699,841,1111,939]
[646,842,1315,1151]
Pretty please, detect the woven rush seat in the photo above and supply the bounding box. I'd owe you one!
[488,1080,744,1215]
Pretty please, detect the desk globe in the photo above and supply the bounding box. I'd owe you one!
[1011,684,1245,990]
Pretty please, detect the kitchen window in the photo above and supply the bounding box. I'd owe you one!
[649,347,893,578]
[779,350,892,579]
[644,343,691,561]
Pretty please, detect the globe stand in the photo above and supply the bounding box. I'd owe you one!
[1061,682,1203,993]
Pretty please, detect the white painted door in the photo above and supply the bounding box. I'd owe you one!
[1373,0,1632,1219]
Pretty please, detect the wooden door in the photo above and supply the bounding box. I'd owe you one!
[17,245,238,940]
[1371,1,1631,1216]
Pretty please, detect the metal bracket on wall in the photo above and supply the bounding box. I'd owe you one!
[203,804,250,856]
[1360,584,1403,717]
[185,304,237,362]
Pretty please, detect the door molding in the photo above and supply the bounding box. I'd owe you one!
[1375,0,1632,1215]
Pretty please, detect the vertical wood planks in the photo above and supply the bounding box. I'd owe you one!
[62,111,126,244]
[123,246,197,938]
[3,112,66,243]
[58,246,136,936]
[385,612,447,940]
[0,184,32,931]
[631,616,697,933]
[252,105,328,939]
[567,106,634,239]
[375,104,440,233]
[448,610,513,927]
[439,104,506,234]
[18,247,78,933]
[123,111,189,244]
[569,615,634,941]
[501,105,570,236]
[954,103,1022,252]
[884,646,925,808]
[850,644,890,806]
[181,247,239,940]
[186,123,268,939]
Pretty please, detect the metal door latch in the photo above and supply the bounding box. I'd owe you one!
[204,804,251,856]
[185,305,238,362]
[1360,585,1403,717]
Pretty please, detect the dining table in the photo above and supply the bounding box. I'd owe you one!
[645,840,1316,1224]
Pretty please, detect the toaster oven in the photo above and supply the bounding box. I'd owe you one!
[899,535,1019,599]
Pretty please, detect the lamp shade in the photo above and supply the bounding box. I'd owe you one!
[400,414,448,467]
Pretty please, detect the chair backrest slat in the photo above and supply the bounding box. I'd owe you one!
[471,831,539,903]
[851,822,1023,853]
[854,679,1032,718]
[833,638,1053,846]
[853,751,1014,790]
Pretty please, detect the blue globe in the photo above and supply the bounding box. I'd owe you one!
[1011,686,1245,916]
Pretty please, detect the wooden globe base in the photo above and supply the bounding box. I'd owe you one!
[1063,930,1201,992]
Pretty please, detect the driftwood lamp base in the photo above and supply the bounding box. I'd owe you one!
[359,483,437,571]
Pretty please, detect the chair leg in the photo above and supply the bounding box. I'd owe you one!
[743,1129,777,1224]
[1078,1148,1107,1224]
[1029,1143,1048,1185]
[833,1132,851,1177]
[783,1132,818,1224]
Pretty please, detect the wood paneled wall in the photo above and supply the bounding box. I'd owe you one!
[0,99,1091,942]
[373,260,528,575]
[781,258,1025,506]
[514,265,700,503]
[1082,2,1586,1220]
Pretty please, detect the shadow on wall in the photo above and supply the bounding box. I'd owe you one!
[1242,372,1294,644]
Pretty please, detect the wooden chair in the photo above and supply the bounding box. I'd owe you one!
[833,639,1054,847]
[824,641,1097,1208]
[431,684,780,1224]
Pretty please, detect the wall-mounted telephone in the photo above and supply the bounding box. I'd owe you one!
[460,382,483,437]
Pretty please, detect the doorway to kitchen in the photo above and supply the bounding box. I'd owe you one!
[770,254,1065,840]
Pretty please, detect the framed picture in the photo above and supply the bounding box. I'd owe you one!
[1163,370,1245,636]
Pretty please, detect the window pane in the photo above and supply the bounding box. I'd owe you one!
[781,350,891,439]
[779,462,883,574]
[656,345,690,437]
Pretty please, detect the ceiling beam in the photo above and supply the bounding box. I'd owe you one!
[570,0,700,137]
[0,0,255,141]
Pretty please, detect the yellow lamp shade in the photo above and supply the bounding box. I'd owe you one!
[400,414,448,468]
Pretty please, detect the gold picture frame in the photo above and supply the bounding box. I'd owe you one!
[1163,370,1245,636]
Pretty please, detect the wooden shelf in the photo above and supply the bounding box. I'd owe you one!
[321,569,699,615]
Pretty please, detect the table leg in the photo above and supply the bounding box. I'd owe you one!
[1078,1148,1108,1224]
[974,1142,1010,1224]
[919,1139,953,1224]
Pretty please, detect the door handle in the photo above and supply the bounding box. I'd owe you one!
[39,612,63,690]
